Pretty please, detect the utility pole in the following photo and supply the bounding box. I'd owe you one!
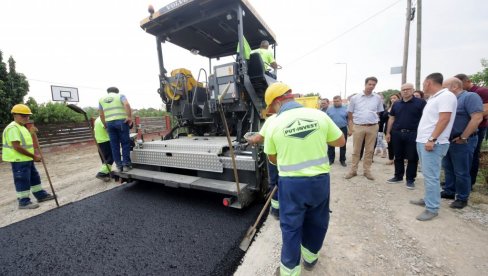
[401,0,412,84]
[415,0,422,90]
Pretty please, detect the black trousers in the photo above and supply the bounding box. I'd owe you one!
[98,141,114,165]
[328,127,348,162]
[391,130,418,181]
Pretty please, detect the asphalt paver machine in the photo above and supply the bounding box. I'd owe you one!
[117,0,278,208]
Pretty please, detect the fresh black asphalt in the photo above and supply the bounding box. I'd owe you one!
[0,182,263,275]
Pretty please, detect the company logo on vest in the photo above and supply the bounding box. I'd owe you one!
[283,119,318,139]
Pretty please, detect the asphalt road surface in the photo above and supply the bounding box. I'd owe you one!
[0,182,262,275]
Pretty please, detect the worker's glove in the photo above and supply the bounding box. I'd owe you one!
[243,132,258,142]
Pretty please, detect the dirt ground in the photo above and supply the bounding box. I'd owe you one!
[236,140,488,276]
[1,141,488,275]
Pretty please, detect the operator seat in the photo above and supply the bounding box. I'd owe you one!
[247,53,274,96]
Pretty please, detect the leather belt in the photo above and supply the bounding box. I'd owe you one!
[355,123,377,126]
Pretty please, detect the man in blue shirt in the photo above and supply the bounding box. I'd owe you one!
[326,95,348,166]
[440,77,483,209]
[385,83,426,189]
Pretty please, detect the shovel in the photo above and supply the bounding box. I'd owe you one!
[239,185,278,251]
[66,104,113,180]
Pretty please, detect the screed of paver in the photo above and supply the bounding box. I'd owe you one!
[0,182,262,276]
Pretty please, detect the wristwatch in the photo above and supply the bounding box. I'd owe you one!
[428,136,437,142]
[460,136,468,143]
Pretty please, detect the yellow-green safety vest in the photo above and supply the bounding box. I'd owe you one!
[264,107,343,177]
[94,117,110,143]
[99,93,126,122]
[2,121,34,162]
[251,48,275,71]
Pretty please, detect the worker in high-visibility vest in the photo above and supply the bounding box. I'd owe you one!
[263,83,345,276]
[94,117,114,182]
[2,104,56,209]
[99,87,132,172]
[245,112,279,219]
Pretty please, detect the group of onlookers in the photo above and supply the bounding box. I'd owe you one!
[325,73,487,221]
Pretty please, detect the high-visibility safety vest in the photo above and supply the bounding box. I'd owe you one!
[2,121,34,162]
[94,117,110,143]
[251,48,275,71]
[99,93,127,122]
[264,107,343,177]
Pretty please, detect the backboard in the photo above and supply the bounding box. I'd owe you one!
[51,85,79,102]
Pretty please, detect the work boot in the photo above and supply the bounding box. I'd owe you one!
[363,172,375,181]
[409,198,425,206]
[449,199,467,209]
[303,259,318,271]
[416,210,438,221]
[340,160,347,167]
[37,194,56,203]
[96,172,111,182]
[19,202,39,209]
[270,208,279,220]
[344,171,357,179]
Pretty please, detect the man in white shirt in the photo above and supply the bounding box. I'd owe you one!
[410,73,457,221]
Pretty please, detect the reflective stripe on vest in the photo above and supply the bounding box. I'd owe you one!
[99,93,126,121]
[278,157,328,172]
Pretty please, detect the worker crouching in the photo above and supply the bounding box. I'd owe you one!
[94,117,114,182]
[263,83,345,276]
[2,104,56,209]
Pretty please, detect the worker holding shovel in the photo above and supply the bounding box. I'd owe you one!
[2,104,56,209]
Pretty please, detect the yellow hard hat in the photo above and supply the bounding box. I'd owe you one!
[11,104,33,115]
[265,82,291,106]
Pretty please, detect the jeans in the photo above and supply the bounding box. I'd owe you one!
[417,143,449,213]
[279,174,330,276]
[11,161,49,205]
[106,119,131,168]
[392,131,418,181]
[443,136,478,201]
[471,127,486,186]
[328,126,347,162]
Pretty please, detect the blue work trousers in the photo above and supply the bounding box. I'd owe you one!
[11,161,49,205]
[279,173,330,274]
[443,137,477,201]
[106,119,131,169]
[417,143,449,213]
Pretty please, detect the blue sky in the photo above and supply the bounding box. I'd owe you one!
[1,0,487,108]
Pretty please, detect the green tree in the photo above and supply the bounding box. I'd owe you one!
[0,52,30,125]
[380,89,401,106]
[31,102,85,124]
[470,58,488,86]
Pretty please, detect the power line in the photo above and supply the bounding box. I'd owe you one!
[285,0,403,66]
[27,78,104,91]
